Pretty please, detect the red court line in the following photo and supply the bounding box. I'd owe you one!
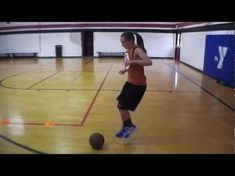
[8,122,82,127]
[9,122,44,126]
[80,65,113,126]
[54,123,81,127]
[5,64,113,127]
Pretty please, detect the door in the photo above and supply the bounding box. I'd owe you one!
[81,31,94,57]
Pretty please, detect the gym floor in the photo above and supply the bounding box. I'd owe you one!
[0,58,234,154]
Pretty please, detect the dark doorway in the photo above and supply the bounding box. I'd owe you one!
[81,31,94,57]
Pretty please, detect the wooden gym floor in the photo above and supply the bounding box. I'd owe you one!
[0,58,234,154]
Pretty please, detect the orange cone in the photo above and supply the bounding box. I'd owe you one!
[0,118,10,125]
[44,121,55,127]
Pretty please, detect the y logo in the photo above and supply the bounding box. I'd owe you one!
[214,46,228,69]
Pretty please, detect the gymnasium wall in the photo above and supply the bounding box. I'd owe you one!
[141,33,174,57]
[0,32,82,57]
[0,32,174,58]
[0,34,40,54]
[93,32,174,58]
[39,33,82,57]
[0,22,233,64]
[93,32,124,56]
[0,22,177,57]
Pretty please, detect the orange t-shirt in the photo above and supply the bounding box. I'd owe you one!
[127,46,146,85]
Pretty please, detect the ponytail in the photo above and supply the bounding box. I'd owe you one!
[133,32,147,53]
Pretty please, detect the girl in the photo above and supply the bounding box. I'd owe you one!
[116,32,152,138]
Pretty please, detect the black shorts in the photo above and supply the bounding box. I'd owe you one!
[117,81,146,111]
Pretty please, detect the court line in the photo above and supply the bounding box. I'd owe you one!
[0,61,202,127]
[0,60,62,83]
[0,134,45,154]
[71,73,81,82]
[1,82,203,92]
[26,71,60,89]
[100,89,201,93]
[68,59,96,82]
[70,59,96,82]
[82,60,92,66]
[163,60,235,112]
[80,64,113,126]
[8,122,82,127]
[0,69,35,82]
[0,60,94,90]
[0,61,112,127]
[3,64,113,127]
[0,69,43,90]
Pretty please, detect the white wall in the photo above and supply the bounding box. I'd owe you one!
[141,33,174,57]
[180,30,234,71]
[39,32,81,57]
[0,34,40,53]
[0,32,81,57]
[0,22,40,27]
[94,32,124,56]
[94,32,174,57]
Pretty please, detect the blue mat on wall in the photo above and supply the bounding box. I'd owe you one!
[203,35,235,88]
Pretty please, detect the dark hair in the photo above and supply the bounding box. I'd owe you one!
[121,32,147,53]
